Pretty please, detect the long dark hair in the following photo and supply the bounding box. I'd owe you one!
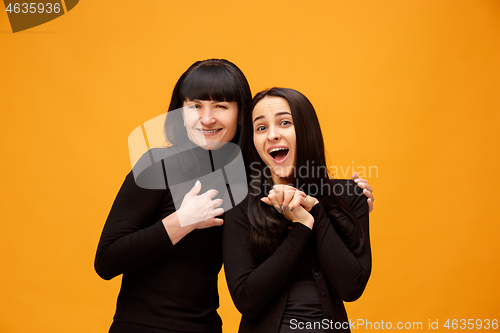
[164,59,252,151]
[244,88,364,259]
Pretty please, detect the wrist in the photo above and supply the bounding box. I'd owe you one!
[162,212,195,245]
[294,216,314,230]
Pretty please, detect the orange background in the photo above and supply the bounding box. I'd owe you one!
[1,1,499,332]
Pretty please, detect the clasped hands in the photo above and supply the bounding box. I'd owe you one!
[260,173,374,228]
[260,185,318,228]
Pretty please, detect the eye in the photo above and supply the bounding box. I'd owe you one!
[187,104,199,110]
[215,104,228,109]
[280,120,292,126]
[255,125,266,132]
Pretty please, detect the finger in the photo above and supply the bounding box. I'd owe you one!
[261,197,272,205]
[367,198,373,213]
[204,189,219,199]
[196,217,224,229]
[187,180,202,196]
[273,186,285,211]
[354,178,368,184]
[212,207,225,217]
[282,189,295,212]
[302,195,313,209]
[273,184,285,191]
[280,185,301,193]
[357,182,373,193]
[289,191,307,212]
[213,218,224,226]
[213,198,224,208]
[363,189,374,202]
[204,217,224,227]
[295,190,307,198]
[268,192,281,213]
[288,193,304,212]
[350,172,359,180]
[272,185,285,202]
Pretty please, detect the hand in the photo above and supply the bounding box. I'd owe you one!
[261,189,315,229]
[351,172,374,213]
[261,185,318,212]
[177,181,224,228]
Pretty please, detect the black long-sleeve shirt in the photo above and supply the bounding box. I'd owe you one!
[95,147,228,332]
[223,180,371,333]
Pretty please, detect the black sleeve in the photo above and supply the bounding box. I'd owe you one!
[94,171,174,280]
[311,179,372,301]
[223,201,312,318]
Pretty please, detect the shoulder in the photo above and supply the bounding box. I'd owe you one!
[225,188,260,231]
[132,147,177,190]
[226,189,251,218]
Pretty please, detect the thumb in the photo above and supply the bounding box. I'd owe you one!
[187,180,202,196]
[350,172,359,180]
[260,197,272,206]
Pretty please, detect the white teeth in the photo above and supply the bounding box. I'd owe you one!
[269,147,288,153]
[200,129,220,133]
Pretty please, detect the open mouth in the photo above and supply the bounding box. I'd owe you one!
[268,147,289,164]
[197,128,222,136]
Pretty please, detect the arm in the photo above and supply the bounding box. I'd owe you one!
[312,180,372,301]
[94,171,174,280]
[95,170,224,280]
[223,201,312,318]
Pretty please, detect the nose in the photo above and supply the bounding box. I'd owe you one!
[199,105,216,125]
[267,125,281,142]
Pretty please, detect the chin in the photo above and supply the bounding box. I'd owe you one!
[205,141,228,150]
[272,167,294,179]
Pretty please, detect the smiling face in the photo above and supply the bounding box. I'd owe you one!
[252,96,297,184]
[182,99,239,150]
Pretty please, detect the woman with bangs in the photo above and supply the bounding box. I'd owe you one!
[95,60,374,333]
[95,59,252,333]
[223,88,372,333]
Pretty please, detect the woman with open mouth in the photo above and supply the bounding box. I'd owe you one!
[223,87,372,333]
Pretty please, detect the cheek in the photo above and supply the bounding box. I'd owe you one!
[225,112,239,133]
[253,136,259,152]
[289,131,297,155]
[253,136,265,158]
[183,111,198,127]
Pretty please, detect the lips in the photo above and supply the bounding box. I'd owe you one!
[268,146,289,164]
[196,128,223,136]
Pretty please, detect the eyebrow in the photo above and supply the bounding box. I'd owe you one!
[253,111,292,123]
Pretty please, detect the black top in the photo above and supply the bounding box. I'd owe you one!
[222,180,371,333]
[94,145,240,332]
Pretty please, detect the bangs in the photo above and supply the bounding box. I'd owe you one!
[180,65,239,103]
